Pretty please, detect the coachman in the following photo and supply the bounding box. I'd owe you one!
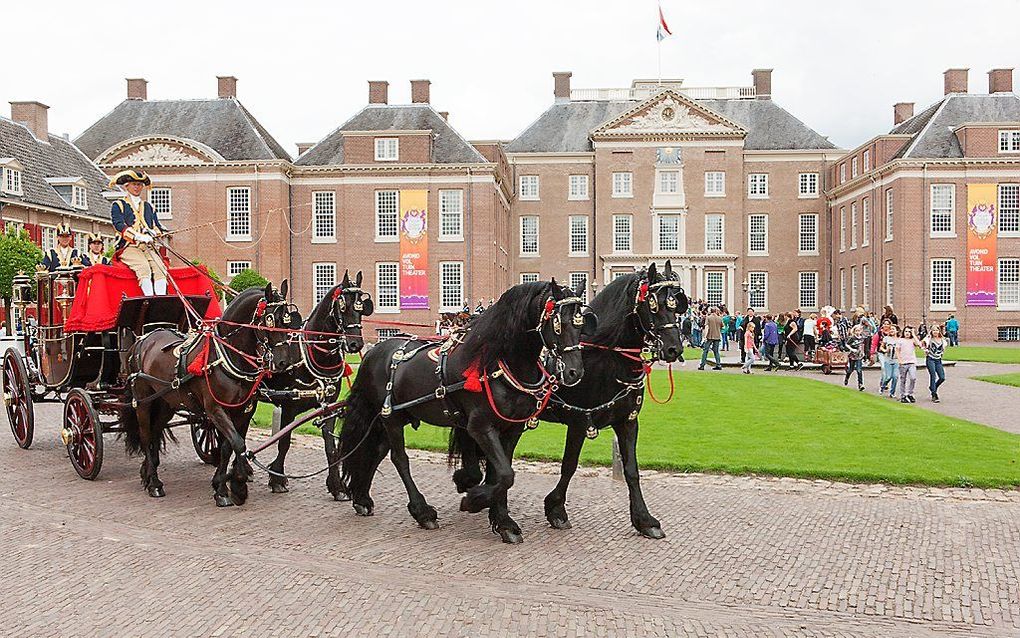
[109,169,168,296]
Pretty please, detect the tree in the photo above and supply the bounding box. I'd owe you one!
[0,228,43,336]
[229,268,269,294]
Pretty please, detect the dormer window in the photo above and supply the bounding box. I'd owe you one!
[1,159,24,195]
[45,176,87,209]
[72,185,87,209]
[375,138,399,161]
[999,130,1020,153]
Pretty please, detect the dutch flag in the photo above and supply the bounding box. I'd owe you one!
[656,3,673,42]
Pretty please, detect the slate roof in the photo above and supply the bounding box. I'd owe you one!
[890,93,1020,159]
[296,105,487,166]
[505,97,835,153]
[0,116,112,218]
[74,98,291,162]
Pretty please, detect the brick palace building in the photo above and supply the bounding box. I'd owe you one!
[18,67,1017,341]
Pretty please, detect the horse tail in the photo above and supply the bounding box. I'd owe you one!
[448,427,485,493]
[121,382,143,456]
[339,370,386,494]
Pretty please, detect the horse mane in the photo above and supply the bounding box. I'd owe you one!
[221,287,266,324]
[587,271,646,347]
[305,283,338,330]
[458,281,549,372]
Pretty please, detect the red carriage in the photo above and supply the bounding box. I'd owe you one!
[2,261,222,479]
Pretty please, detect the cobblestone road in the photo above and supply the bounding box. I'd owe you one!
[3,404,1020,637]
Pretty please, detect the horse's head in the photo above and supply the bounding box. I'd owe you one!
[255,280,303,374]
[536,278,588,387]
[635,261,688,363]
[329,270,374,353]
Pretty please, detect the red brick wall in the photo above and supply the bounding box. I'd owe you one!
[341,134,432,165]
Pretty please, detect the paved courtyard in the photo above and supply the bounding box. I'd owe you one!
[3,403,1020,637]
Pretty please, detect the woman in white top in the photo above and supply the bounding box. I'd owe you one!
[802,313,818,360]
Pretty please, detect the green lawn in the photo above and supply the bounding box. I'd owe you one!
[252,370,1020,488]
[972,373,1020,388]
[919,345,1020,364]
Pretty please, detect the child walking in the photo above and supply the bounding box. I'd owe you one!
[923,324,947,402]
[842,324,867,391]
[897,326,922,403]
[741,322,757,374]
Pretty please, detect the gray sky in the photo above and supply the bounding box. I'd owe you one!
[3,0,1018,155]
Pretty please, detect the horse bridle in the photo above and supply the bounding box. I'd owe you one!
[328,285,371,351]
[534,289,587,382]
[632,277,684,361]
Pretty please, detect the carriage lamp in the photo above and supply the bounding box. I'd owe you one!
[11,271,31,312]
[54,265,77,316]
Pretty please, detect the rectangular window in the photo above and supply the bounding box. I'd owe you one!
[885,189,894,241]
[862,197,871,247]
[74,232,87,254]
[658,170,679,194]
[863,149,871,172]
[520,273,539,284]
[839,207,846,251]
[72,186,87,209]
[999,184,1019,235]
[377,328,400,340]
[930,258,955,309]
[999,258,1020,309]
[863,263,871,309]
[569,272,589,302]
[376,262,399,311]
[705,171,725,197]
[613,214,632,253]
[42,226,56,252]
[798,214,818,254]
[930,184,955,236]
[850,202,858,249]
[568,175,589,200]
[519,175,539,200]
[374,137,398,161]
[227,261,251,278]
[799,272,818,309]
[440,262,464,311]
[375,190,399,241]
[704,271,724,306]
[705,214,724,252]
[747,173,768,198]
[798,172,818,197]
[748,272,767,310]
[840,163,846,184]
[568,216,589,255]
[886,260,894,306]
[3,168,23,195]
[612,172,633,198]
[312,191,336,242]
[520,216,539,255]
[840,269,846,309]
[313,262,336,305]
[851,265,858,307]
[999,130,1020,152]
[657,215,680,252]
[150,187,172,220]
[852,156,859,179]
[747,213,768,255]
[439,189,464,241]
[227,187,251,240]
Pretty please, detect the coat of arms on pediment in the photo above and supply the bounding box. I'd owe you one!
[111,143,207,165]
[594,91,745,137]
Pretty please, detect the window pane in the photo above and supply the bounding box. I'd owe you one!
[999,258,1020,306]
[440,262,463,309]
[613,215,632,252]
[569,216,588,254]
[930,259,954,307]
[999,184,1019,234]
[705,214,724,252]
[569,272,589,302]
[748,214,767,253]
[658,215,679,252]
[520,216,539,254]
[931,184,954,234]
[376,191,398,238]
[748,272,767,309]
[705,271,724,305]
[313,191,336,239]
[377,262,399,309]
[151,188,172,219]
[227,261,251,278]
[227,187,251,238]
[313,263,336,304]
[799,214,817,253]
[799,272,817,308]
[440,189,463,238]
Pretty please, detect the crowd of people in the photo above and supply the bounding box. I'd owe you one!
[681,300,955,404]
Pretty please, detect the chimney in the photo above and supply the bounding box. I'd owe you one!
[10,101,49,141]
[752,68,772,100]
[410,79,431,104]
[944,68,968,95]
[296,142,315,155]
[126,78,148,100]
[217,76,238,99]
[368,80,389,105]
[893,102,915,125]
[553,72,572,103]
[988,68,1014,94]
[438,111,449,121]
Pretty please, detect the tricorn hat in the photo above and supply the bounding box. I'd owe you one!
[109,169,151,188]
[56,222,73,236]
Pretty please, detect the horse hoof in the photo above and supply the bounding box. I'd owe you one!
[548,517,572,530]
[148,486,165,498]
[333,492,350,502]
[638,526,666,539]
[215,495,233,507]
[498,529,524,545]
[230,492,247,507]
[269,483,289,494]
[419,519,440,530]
[353,503,373,517]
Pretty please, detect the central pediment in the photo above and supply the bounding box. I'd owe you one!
[97,136,225,166]
[592,91,746,139]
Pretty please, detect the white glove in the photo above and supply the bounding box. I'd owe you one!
[134,232,153,244]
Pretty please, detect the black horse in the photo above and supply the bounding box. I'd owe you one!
[259,270,373,498]
[450,261,689,538]
[339,280,589,543]
[122,283,300,506]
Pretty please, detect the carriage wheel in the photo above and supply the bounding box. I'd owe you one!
[3,348,35,449]
[64,389,104,480]
[191,419,221,466]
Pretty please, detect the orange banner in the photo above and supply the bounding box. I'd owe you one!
[399,189,429,309]
[966,184,997,307]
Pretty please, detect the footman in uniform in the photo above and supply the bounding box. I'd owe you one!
[40,222,80,271]
[109,169,168,296]
[81,232,110,267]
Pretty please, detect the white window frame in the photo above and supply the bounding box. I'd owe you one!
[375,190,399,242]
[704,271,724,306]
[840,163,846,184]
[439,261,464,312]
[3,168,23,195]
[850,202,858,249]
[747,173,768,199]
[929,258,955,310]
[798,172,818,198]
[886,260,894,307]
[747,271,768,310]
[375,262,399,313]
[439,189,464,241]
[747,213,768,256]
[612,214,632,253]
[839,206,846,252]
[568,174,589,201]
[930,184,956,237]
[840,269,846,309]
[312,191,337,243]
[851,156,859,179]
[999,184,1020,237]
[520,273,539,284]
[519,175,539,201]
[569,272,589,303]
[863,149,871,172]
[374,137,399,161]
[150,187,172,220]
[226,186,252,241]
[798,271,818,310]
[863,263,871,309]
[612,172,633,198]
[798,213,818,255]
[227,261,251,279]
[520,215,539,256]
[998,257,1020,310]
[72,185,88,210]
[313,262,337,306]
[657,170,680,194]
[885,188,894,241]
[568,215,589,256]
[704,214,724,253]
[704,171,725,197]
[999,130,1020,153]
[41,225,56,252]
[851,265,858,308]
[74,231,87,255]
[657,214,681,253]
[862,197,870,247]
